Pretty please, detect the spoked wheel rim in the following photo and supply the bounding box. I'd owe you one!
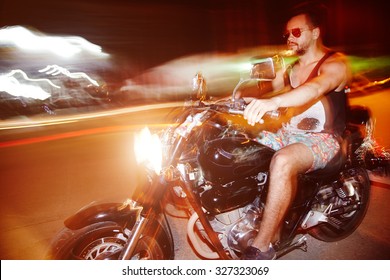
[130,237,164,260]
[79,236,126,260]
[74,233,165,260]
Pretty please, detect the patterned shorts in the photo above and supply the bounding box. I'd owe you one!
[257,128,340,172]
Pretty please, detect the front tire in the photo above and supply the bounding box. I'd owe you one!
[309,167,371,241]
[48,222,170,260]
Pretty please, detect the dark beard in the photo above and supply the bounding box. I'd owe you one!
[296,48,307,56]
[288,42,307,56]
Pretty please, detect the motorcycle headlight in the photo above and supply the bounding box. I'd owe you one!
[134,127,162,175]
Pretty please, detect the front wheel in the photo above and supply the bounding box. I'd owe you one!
[309,167,371,241]
[48,222,171,260]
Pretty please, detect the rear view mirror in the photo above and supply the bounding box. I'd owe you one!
[250,55,285,80]
[232,55,285,100]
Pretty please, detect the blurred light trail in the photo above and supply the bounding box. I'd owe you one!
[0,125,130,148]
[0,101,183,131]
[0,69,57,100]
[0,102,183,148]
[0,25,109,58]
[2,69,60,88]
[39,65,100,86]
[0,122,176,149]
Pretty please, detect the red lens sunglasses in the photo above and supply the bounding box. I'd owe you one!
[283,28,312,40]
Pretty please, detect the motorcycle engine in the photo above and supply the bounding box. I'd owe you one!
[208,199,264,256]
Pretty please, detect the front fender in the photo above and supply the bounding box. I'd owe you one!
[64,202,138,230]
[62,202,175,260]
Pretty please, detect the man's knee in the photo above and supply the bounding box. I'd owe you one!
[270,151,295,173]
[270,147,312,175]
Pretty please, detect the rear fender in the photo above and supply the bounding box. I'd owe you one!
[347,105,371,125]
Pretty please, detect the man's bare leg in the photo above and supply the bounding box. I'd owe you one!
[250,143,314,252]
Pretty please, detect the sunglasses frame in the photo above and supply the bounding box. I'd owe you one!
[283,28,312,40]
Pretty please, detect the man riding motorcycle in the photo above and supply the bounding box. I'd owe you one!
[240,2,352,260]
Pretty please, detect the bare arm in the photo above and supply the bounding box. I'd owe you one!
[244,55,350,126]
[275,57,349,107]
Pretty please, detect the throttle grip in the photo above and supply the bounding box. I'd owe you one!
[228,108,280,119]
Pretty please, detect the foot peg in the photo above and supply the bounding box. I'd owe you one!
[275,235,307,259]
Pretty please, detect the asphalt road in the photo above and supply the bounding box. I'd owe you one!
[0,92,389,260]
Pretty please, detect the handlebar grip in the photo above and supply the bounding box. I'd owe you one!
[227,109,244,115]
[265,110,281,119]
[228,109,280,119]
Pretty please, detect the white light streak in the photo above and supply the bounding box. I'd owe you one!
[39,65,99,86]
[0,69,59,100]
[0,25,109,58]
[5,69,60,88]
[0,76,51,100]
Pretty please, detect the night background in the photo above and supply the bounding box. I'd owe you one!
[1,0,388,77]
[0,0,389,263]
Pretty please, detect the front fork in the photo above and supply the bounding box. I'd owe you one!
[118,172,171,260]
[119,215,148,260]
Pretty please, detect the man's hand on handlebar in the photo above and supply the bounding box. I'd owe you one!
[244,97,281,126]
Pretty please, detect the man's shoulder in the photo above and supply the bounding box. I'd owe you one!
[325,51,348,64]
[321,51,349,71]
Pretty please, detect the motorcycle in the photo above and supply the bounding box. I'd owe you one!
[47,55,388,260]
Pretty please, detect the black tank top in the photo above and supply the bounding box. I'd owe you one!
[286,51,347,136]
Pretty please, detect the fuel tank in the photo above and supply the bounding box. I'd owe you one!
[199,177,262,214]
[198,137,275,184]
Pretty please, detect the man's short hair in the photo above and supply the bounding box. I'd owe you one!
[286,1,329,35]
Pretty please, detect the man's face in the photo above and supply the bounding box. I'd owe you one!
[284,14,314,56]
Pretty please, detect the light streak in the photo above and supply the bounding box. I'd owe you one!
[0,77,50,100]
[0,69,59,100]
[4,69,60,88]
[0,25,109,58]
[0,102,183,131]
[39,65,99,86]
[0,125,129,148]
